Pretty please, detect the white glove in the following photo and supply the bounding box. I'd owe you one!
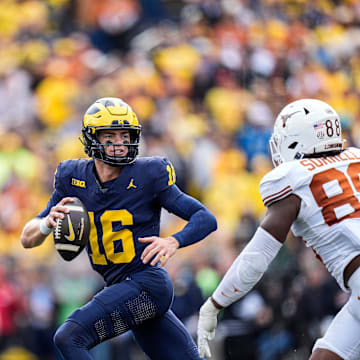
[197,298,221,358]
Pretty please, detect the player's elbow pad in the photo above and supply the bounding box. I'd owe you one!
[212,227,282,307]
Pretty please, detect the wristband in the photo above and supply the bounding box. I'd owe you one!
[39,217,53,236]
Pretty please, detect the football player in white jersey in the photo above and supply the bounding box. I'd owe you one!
[197,99,360,360]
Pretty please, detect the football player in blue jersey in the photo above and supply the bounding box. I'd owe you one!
[20,97,217,360]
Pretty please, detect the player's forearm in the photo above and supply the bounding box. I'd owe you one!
[212,227,282,307]
[173,207,217,247]
[20,218,51,248]
[159,186,217,247]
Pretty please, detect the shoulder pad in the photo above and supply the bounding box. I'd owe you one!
[57,159,91,176]
[138,156,176,193]
[54,159,91,190]
[260,162,296,207]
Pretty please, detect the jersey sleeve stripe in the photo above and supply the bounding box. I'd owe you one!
[263,186,293,207]
[264,189,293,206]
[262,185,292,201]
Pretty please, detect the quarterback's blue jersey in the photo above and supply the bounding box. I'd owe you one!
[38,157,181,285]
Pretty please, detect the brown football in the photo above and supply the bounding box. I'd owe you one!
[53,197,90,261]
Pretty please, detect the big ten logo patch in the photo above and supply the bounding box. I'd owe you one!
[72,178,86,188]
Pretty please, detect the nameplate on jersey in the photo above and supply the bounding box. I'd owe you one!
[71,178,86,188]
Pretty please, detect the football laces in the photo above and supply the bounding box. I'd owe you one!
[54,218,62,240]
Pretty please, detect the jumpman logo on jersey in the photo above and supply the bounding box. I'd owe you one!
[127,178,137,190]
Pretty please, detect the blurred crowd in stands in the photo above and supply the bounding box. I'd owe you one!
[1,0,360,358]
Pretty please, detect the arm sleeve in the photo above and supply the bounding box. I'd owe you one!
[212,227,282,307]
[158,185,217,248]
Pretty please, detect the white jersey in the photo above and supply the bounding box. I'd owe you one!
[260,147,360,291]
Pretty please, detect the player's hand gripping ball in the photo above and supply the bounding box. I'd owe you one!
[53,197,90,261]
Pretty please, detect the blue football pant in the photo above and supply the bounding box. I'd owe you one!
[54,268,202,360]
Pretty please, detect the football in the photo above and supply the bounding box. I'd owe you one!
[53,197,90,261]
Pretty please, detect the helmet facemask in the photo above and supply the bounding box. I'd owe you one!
[82,126,141,166]
[269,134,285,167]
